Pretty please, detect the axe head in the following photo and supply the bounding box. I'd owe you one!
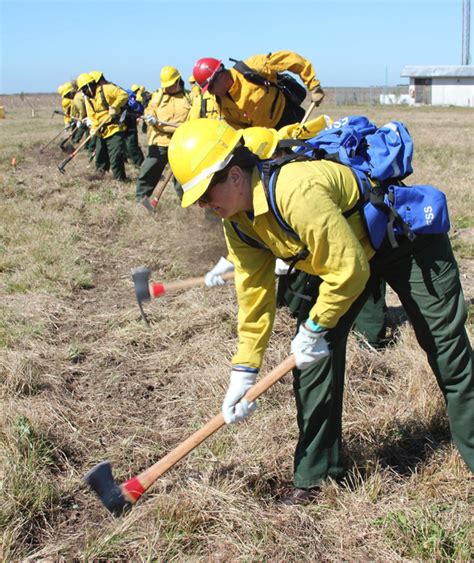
[84,461,131,517]
[131,266,151,303]
[57,165,66,174]
[59,141,75,154]
[131,266,151,327]
[141,196,157,215]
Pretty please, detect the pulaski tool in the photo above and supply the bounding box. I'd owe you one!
[131,266,235,327]
[84,355,296,516]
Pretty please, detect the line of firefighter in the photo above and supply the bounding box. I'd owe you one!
[56,50,387,347]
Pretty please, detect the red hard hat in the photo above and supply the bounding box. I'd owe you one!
[192,58,222,92]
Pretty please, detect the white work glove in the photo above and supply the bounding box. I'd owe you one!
[222,367,258,424]
[108,106,119,117]
[83,117,93,128]
[205,256,234,287]
[291,321,330,370]
[145,114,158,125]
[274,258,290,276]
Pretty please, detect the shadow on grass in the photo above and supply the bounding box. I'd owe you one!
[345,414,452,479]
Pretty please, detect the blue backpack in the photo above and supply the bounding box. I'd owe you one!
[261,115,450,251]
[126,89,144,116]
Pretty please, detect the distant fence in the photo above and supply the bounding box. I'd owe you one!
[0,87,410,112]
[0,93,58,111]
[322,86,408,105]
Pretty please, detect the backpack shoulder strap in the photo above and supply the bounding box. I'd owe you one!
[200,96,207,118]
[230,221,266,249]
[260,144,328,239]
[260,157,306,240]
[230,58,277,92]
[98,85,110,109]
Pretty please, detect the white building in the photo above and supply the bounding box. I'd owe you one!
[401,65,474,107]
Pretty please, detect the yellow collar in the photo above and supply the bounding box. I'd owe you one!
[251,167,269,217]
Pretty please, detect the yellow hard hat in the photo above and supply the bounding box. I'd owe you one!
[277,114,333,140]
[76,73,95,90]
[169,119,243,208]
[160,66,181,88]
[188,75,196,84]
[61,81,74,96]
[57,83,66,95]
[242,127,279,160]
[131,84,140,92]
[89,70,104,83]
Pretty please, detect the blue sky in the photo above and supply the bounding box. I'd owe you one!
[0,0,471,94]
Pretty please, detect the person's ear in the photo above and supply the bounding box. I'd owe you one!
[229,165,243,186]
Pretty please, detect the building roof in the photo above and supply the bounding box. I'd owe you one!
[401,65,474,78]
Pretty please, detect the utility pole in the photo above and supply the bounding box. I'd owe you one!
[462,0,471,65]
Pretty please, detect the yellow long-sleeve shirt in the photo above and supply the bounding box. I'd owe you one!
[223,160,375,369]
[84,83,128,139]
[190,84,201,100]
[61,98,72,125]
[218,50,320,129]
[72,91,87,119]
[145,90,191,147]
[188,91,221,121]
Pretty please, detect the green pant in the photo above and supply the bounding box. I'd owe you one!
[277,272,388,347]
[125,129,144,167]
[352,274,387,347]
[291,234,473,488]
[95,131,127,181]
[135,145,168,200]
[71,123,88,145]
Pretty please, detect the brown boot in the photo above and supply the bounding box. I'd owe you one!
[279,487,319,506]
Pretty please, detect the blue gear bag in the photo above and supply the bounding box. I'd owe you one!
[260,115,450,251]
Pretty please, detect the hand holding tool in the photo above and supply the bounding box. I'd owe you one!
[145,114,157,125]
[309,85,325,106]
[140,116,179,128]
[57,116,109,173]
[205,256,234,287]
[84,355,296,515]
[291,322,329,369]
[222,367,258,424]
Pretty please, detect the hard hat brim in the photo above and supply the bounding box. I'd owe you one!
[181,177,213,208]
[198,60,222,94]
[180,128,243,208]
[161,76,180,89]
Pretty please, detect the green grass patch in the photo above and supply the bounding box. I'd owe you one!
[0,415,62,527]
[451,238,474,260]
[374,504,472,560]
[453,216,474,230]
[0,308,45,348]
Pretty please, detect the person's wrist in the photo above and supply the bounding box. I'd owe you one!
[304,318,326,333]
[232,365,259,374]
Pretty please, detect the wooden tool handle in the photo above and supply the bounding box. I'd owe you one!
[152,166,174,204]
[132,355,296,493]
[164,271,235,292]
[58,116,109,169]
[301,100,317,124]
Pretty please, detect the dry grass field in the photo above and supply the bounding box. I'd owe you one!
[0,95,473,561]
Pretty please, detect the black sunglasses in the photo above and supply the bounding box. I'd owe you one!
[198,168,229,204]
